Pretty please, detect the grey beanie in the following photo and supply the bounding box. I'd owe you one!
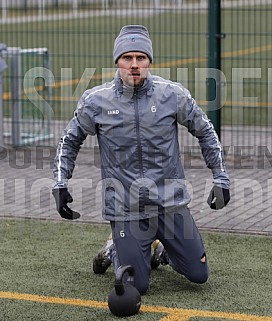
[113,25,153,63]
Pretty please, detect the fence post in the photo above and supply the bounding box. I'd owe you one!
[0,43,7,148]
[10,48,22,147]
[207,0,222,139]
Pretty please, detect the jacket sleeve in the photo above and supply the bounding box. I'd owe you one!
[176,87,230,189]
[53,92,97,188]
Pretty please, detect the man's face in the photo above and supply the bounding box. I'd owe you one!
[116,52,151,87]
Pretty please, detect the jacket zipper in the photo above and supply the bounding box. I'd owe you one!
[134,93,144,179]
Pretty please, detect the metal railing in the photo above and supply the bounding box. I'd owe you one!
[0,0,271,155]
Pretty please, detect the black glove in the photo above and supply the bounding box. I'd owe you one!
[52,188,81,220]
[207,185,230,210]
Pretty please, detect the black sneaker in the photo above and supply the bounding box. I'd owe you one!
[93,240,113,274]
[151,240,169,269]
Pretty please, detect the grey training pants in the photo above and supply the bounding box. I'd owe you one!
[110,206,209,295]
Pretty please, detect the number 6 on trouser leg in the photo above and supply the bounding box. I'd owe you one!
[110,221,155,295]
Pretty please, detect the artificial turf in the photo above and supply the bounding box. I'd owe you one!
[0,218,271,320]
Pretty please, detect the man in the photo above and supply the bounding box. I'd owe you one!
[52,25,230,295]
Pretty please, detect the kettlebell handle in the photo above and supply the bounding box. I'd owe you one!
[115,265,135,296]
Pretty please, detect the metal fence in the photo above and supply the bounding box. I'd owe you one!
[0,0,271,156]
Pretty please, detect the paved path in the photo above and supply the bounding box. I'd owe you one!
[1,145,271,235]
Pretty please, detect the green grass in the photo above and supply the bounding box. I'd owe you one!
[0,218,271,320]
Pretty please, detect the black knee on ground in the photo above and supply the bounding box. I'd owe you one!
[186,253,209,284]
[187,269,209,284]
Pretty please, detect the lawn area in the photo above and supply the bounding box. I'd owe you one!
[0,218,271,320]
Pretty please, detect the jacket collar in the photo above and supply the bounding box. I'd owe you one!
[114,70,153,98]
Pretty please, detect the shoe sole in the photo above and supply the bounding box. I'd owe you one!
[93,252,111,274]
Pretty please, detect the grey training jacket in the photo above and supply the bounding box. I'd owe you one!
[53,72,229,221]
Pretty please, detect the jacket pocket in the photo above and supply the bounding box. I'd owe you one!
[164,179,191,208]
[105,186,115,209]
[103,180,125,218]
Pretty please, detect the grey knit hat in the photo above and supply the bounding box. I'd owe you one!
[113,25,153,63]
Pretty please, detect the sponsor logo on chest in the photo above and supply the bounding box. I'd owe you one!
[108,109,120,115]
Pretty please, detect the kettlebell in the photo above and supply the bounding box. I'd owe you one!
[108,265,141,317]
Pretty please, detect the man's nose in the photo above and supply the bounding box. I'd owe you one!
[131,57,139,68]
